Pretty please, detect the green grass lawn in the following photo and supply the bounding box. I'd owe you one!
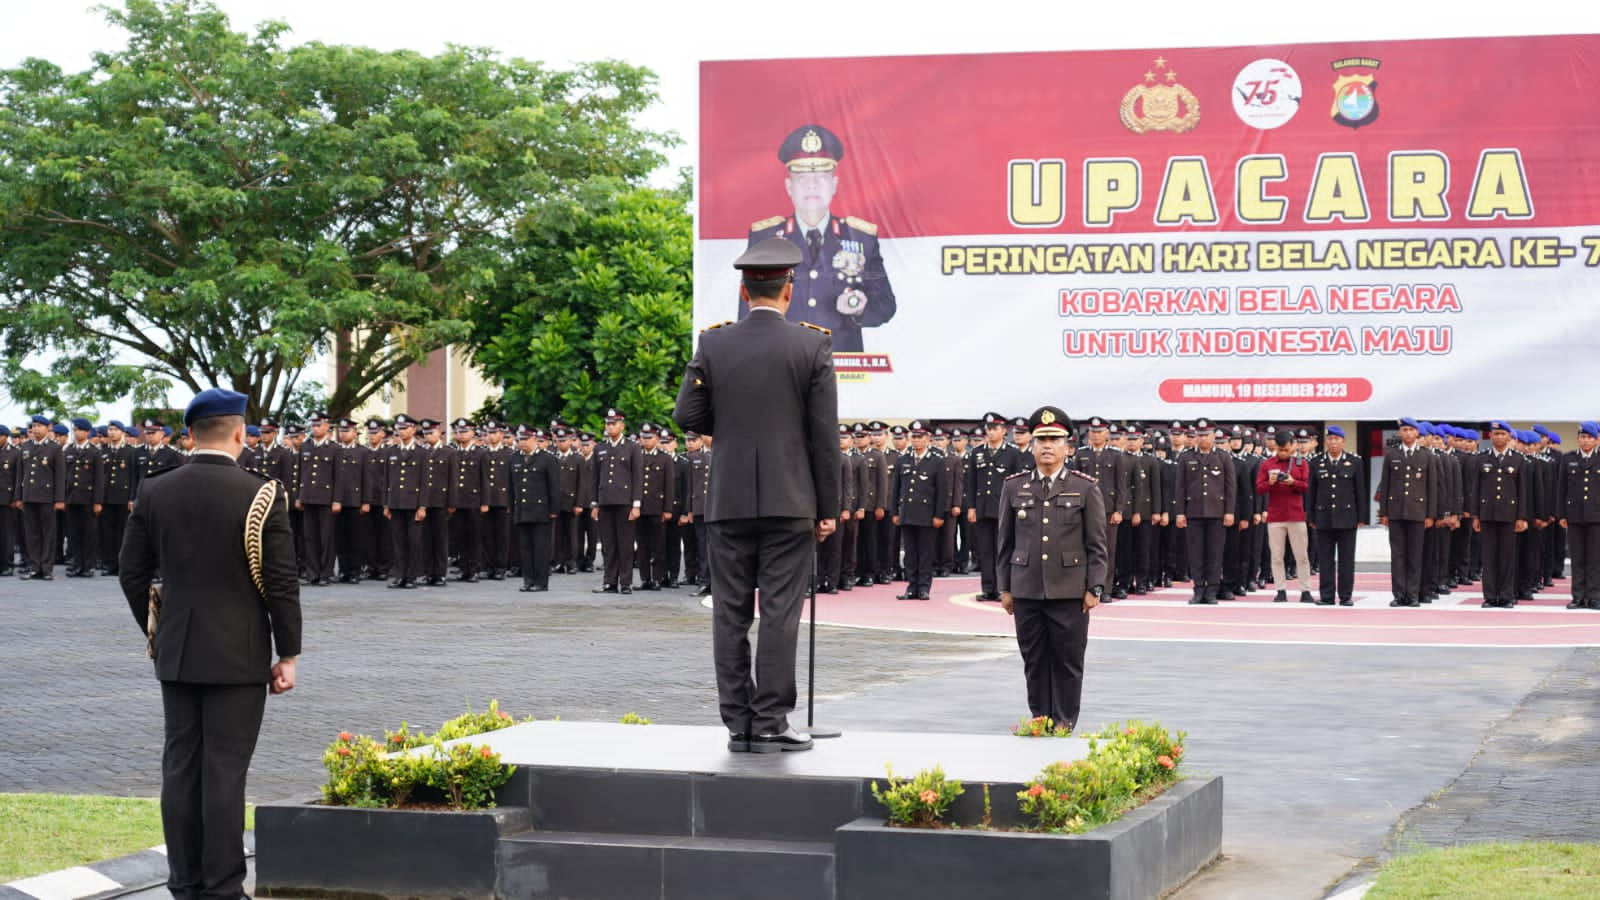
[1367,842,1600,899]
[0,794,254,882]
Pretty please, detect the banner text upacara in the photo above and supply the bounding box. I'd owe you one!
[1006,150,1532,228]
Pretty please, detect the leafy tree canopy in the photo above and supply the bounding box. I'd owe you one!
[0,0,670,419]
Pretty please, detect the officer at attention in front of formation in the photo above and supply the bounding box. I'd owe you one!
[997,406,1107,732]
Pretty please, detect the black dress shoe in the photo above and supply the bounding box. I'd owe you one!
[620,585,632,595]
[1567,599,1585,609]
[895,592,915,600]
[1316,597,1335,606]
[750,727,813,753]
[578,564,595,573]
[487,571,505,581]
[593,585,618,594]
[1216,589,1234,601]
[1300,591,1315,604]
[1111,587,1128,600]
[1273,590,1287,603]
[1339,599,1354,606]
[426,576,446,587]
[640,581,659,591]
[388,579,414,589]
[316,578,333,586]
[727,732,751,753]
[693,585,712,597]
[520,584,548,593]
[38,573,53,581]
[836,581,852,592]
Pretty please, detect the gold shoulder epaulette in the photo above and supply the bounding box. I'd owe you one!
[751,215,784,231]
[844,215,878,235]
[1071,470,1099,484]
[701,320,734,333]
[800,322,832,335]
[1005,470,1029,480]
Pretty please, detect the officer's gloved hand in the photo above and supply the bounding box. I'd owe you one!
[836,289,867,317]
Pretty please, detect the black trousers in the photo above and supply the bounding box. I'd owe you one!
[1103,515,1122,588]
[680,518,701,583]
[956,516,972,571]
[1480,520,1518,603]
[818,527,841,587]
[636,515,667,583]
[973,516,1000,595]
[553,511,578,568]
[450,507,482,577]
[1316,527,1358,602]
[516,521,552,588]
[1011,597,1090,730]
[0,505,16,571]
[301,504,335,580]
[876,515,898,578]
[693,519,712,585]
[388,509,424,581]
[424,507,449,579]
[902,523,936,595]
[1131,521,1156,586]
[483,507,510,574]
[665,519,683,583]
[334,507,367,578]
[99,503,129,572]
[1518,527,1542,595]
[1185,518,1225,593]
[579,513,598,567]
[66,503,98,572]
[833,517,857,585]
[21,501,56,576]
[709,518,813,735]
[1222,521,1247,589]
[159,681,266,900]
[855,514,879,581]
[1421,526,1441,593]
[1450,519,1474,581]
[1568,522,1600,604]
[367,508,391,576]
[1387,519,1426,600]
[597,506,636,587]
[936,515,957,573]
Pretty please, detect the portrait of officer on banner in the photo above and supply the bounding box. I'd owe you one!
[741,123,897,353]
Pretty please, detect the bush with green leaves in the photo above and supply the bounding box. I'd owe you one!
[1016,721,1186,833]
[320,701,528,809]
[870,765,965,828]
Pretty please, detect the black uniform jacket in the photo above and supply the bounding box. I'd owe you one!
[119,454,301,684]
[997,469,1109,600]
[673,308,839,522]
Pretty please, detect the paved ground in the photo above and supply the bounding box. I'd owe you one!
[3,556,1598,899]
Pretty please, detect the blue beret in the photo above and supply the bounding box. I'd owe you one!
[0,424,9,436]
[184,387,248,426]
[71,417,93,431]
[51,423,68,436]
[1580,421,1600,438]
[1420,424,1436,437]
[1489,420,1511,432]
[1532,424,1551,437]
[95,426,108,437]
[108,419,128,431]
[30,414,51,426]
[1398,417,1419,429]
[1325,425,1345,438]
[1549,433,1562,445]
[245,424,261,437]
[162,426,173,438]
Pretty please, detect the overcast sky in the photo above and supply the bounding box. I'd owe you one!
[2,0,1594,422]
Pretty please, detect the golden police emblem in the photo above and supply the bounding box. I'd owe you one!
[1120,57,1200,134]
[1040,410,1056,425]
[800,129,823,153]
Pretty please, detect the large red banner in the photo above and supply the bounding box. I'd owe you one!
[696,35,1600,418]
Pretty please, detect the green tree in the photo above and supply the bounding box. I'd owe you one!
[0,0,668,418]
[473,180,692,433]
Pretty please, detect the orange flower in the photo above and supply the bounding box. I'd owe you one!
[1124,728,1136,736]
[1171,745,1184,758]
[498,710,511,720]
[339,731,353,741]
[1157,755,1175,769]
[479,746,494,759]
[918,789,938,805]
[390,734,405,743]
[1026,784,1045,797]
[336,746,351,757]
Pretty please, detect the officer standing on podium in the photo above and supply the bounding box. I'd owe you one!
[997,406,1107,732]
[674,237,839,754]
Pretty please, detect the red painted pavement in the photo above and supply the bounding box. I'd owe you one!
[798,575,1600,647]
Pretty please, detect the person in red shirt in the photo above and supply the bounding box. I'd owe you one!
[1256,430,1313,603]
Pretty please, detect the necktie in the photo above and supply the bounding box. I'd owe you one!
[806,228,822,261]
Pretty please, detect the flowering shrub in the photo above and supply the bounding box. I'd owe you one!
[870,765,965,828]
[320,701,526,809]
[1012,715,1072,737]
[619,712,652,725]
[1016,721,1186,833]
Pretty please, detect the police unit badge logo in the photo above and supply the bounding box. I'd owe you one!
[1120,56,1200,134]
[1231,58,1302,129]
[1331,57,1381,128]
[800,129,823,154]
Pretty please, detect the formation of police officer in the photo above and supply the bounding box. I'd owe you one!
[13,408,1600,615]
